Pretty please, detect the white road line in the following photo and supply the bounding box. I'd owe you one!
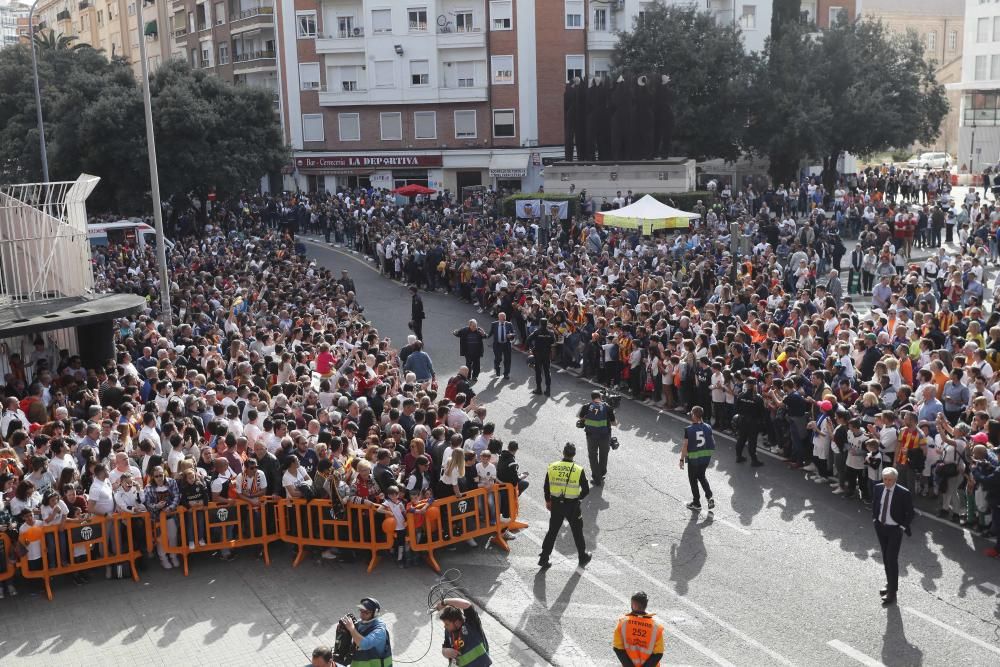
[516,528,737,667]
[716,518,751,535]
[902,606,1000,657]
[826,640,886,666]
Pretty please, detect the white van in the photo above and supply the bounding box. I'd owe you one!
[88,220,173,251]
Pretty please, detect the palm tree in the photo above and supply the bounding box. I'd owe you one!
[32,29,91,51]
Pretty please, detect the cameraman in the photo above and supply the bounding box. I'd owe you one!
[578,390,617,486]
[437,597,492,666]
[338,598,392,667]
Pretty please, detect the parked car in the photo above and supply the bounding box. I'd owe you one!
[905,152,951,170]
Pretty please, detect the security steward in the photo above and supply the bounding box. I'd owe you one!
[437,596,492,666]
[526,318,556,396]
[733,374,766,467]
[579,390,618,486]
[339,598,392,667]
[538,443,592,568]
[613,591,665,667]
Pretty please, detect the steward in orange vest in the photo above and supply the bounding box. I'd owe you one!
[613,591,665,666]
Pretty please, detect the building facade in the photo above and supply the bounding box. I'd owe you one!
[1,1,30,47]
[858,0,964,156]
[953,0,1000,172]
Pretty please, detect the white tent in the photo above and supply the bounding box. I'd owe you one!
[595,195,701,234]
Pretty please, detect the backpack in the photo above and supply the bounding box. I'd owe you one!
[444,375,461,401]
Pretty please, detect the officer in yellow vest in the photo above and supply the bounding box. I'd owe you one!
[538,443,592,569]
[613,591,665,666]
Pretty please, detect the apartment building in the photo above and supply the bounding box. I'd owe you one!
[801,0,855,28]
[858,0,964,155]
[1,1,30,47]
[952,0,1000,172]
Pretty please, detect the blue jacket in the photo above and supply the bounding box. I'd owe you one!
[403,350,435,381]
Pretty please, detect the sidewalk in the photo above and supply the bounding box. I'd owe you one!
[0,544,550,667]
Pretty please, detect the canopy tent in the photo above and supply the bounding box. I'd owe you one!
[595,195,700,234]
[392,184,436,197]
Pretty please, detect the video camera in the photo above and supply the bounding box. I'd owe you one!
[333,613,359,664]
[601,388,622,410]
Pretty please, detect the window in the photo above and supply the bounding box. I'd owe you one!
[371,8,391,34]
[296,11,316,38]
[740,5,756,31]
[97,10,103,26]
[407,7,427,31]
[338,113,360,141]
[994,17,1000,42]
[217,42,228,64]
[337,16,354,38]
[456,61,475,87]
[299,62,320,90]
[976,55,988,80]
[591,57,609,79]
[978,17,990,43]
[564,0,582,29]
[491,55,513,84]
[926,31,936,51]
[380,112,402,140]
[490,0,511,30]
[374,60,394,87]
[410,59,429,86]
[302,114,324,142]
[454,110,477,138]
[214,2,223,25]
[337,65,360,91]
[414,111,436,139]
[493,109,515,138]
[565,54,584,83]
[992,54,1000,80]
[828,6,845,26]
[200,45,210,67]
[455,10,474,32]
[948,30,958,51]
[593,8,607,31]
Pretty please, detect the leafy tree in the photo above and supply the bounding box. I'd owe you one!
[33,29,90,51]
[612,3,751,161]
[0,45,287,213]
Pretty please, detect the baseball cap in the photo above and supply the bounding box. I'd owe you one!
[358,597,381,614]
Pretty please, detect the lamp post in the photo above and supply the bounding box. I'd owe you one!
[28,0,50,183]
[133,3,172,328]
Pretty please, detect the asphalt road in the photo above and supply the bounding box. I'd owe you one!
[308,238,1000,667]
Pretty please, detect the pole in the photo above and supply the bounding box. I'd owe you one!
[134,4,172,328]
[28,0,49,183]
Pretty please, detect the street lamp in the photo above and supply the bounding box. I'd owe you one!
[133,3,172,328]
[28,0,50,183]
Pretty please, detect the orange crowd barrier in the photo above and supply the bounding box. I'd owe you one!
[278,498,393,573]
[498,482,529,533]
[160,498,281,576]
[18,513,153,600]
[406,485,514,573]
[0,533,16,583]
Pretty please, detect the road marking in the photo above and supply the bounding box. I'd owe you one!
[902,606,1000,657]
[716,518,751,535]
[826,640,886,666]
[516,528,737,667]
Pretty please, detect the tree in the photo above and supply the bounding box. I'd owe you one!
[33,29,90,51]
[0,45,287,213]
[612,3,751,161]
[770,0,803,38]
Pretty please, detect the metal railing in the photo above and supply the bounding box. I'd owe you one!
[437,24,481,34]
[231,5,274,22]
[233,49,275,63]
[324,26,364,39]
[174,27,187,38]
[0,175,98,304]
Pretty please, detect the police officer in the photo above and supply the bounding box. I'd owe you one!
[538,443,592,568]
[437,596,492,666]
[526,318,556,396]
[579,390,618,486]
[733,374,766,467]
[612,591,665,667]
[339,598,392,667]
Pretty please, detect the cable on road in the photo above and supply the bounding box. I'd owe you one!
[391,568,464,664]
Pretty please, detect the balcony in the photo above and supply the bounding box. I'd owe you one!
[587,29,618,52]
[319,83,487,107]
[173,27,188,38]
[56,9,71,21]
[229,5,274,34]
[78,0,90,9]
[315,27,365,54]
[232,50,276,72]
[436,25,485,49]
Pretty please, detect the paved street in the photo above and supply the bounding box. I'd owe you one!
[300,238,1000,667]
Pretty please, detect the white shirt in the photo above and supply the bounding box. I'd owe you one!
[89,478,115,515]
[109,465,143,488]
[138,425,162,456]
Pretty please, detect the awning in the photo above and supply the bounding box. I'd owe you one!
[488,152,529,178]
[144,20,157,36]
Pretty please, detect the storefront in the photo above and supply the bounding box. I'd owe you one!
[488,153,530,192]
[292,154,444,193]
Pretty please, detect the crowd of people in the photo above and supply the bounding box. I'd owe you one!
[0,207,528,601]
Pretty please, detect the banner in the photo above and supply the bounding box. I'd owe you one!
[514,199,540,219]
[542,200,569,220]
[514,200,568,219]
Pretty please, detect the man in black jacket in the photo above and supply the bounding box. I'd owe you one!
[872,467,914,606]
[410,286,425,341]
[252,441,283,496]
[497,441,528,519]
[733,376,766,466]
[453,319,487,381]
[526,318,556,396]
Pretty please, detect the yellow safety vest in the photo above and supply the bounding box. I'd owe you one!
[547,461,583,499]
[615,613,665,666]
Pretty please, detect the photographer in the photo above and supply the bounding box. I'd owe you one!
[337,598,392,667]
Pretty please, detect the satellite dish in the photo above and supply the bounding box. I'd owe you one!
[437,15,448,26]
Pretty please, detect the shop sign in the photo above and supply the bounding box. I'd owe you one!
[489,168,527,178]
[295,155,442,169]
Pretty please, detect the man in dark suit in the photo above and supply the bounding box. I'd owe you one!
[872,467,915,606]
[452,319,487,381]
[410,286,425,342]
[488,312,516,379]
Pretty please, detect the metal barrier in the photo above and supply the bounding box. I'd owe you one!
[499,482,529,533]
[278,498,393,573]
[18,513,153,600]
[160,498,282,576]
[406,485,512,573]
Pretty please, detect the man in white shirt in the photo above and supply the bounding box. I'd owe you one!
[47,439,77,482]
[109,452,143,489]
[138,413,163,456]
[0,398,30,438]
[244,410,263,449]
